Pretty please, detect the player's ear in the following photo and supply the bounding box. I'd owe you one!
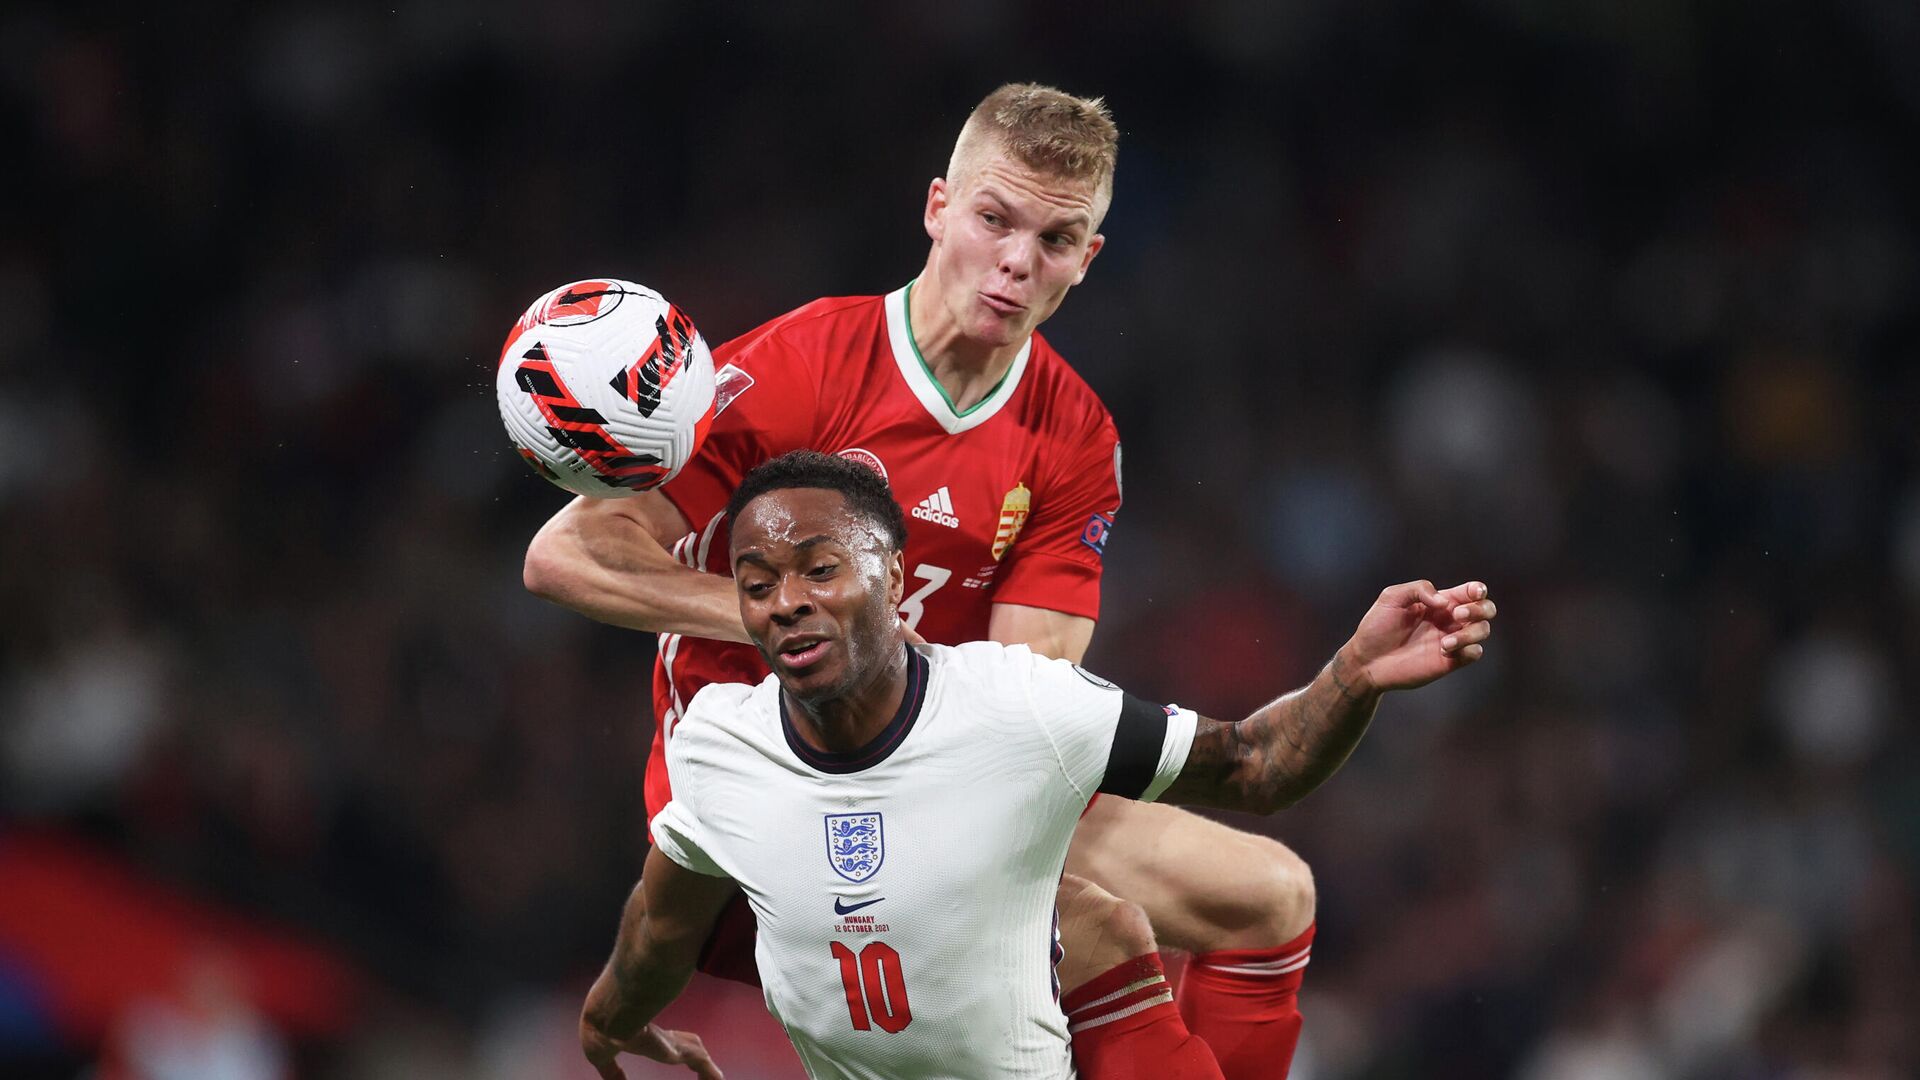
[1074,233,1105,285]
[925,178,949,243]
[887,552,905,606]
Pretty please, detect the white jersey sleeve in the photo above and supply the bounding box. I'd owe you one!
[650,797,729,878]
[649,684,753,880]
[1021,651,1197,804]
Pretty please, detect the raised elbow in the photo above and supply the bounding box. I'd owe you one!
[522,534,576,603]
[1233,773,1307,817]
[1262,777,1318,814]
[1240,792,1293,817]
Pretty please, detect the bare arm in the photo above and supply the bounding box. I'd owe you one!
[579,847,739,1079]
[524,493,751,644]
[989,602,1096,662]
[1160,580,1496,815]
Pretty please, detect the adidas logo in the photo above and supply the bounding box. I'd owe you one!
[911,486,960,528]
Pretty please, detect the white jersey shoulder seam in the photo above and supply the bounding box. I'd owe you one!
[1015,646,1093,805]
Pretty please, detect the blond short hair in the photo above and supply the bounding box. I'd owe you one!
[947,83,1119,223]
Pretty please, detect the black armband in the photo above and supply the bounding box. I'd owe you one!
[1098,693,1167,799]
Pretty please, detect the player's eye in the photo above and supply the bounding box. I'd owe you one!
[980,211,1004,228]
[807,563,838,579]
[744,581,774,597]
[1044,233,1072,247]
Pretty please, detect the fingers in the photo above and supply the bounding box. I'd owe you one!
[1440,618,1492,654]
[1381,579,1439,609]
[1388,579,1494,624]
[585,1023,722,1080]
[1448,598,1497,625]
[663,1030,724,1080]
[582,1028,627,1080]
[1430,582,1495,631]
[1435,580,1490,608]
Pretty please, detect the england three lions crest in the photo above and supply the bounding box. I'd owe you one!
[824,812,885,883]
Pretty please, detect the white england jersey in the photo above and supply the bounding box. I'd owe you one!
[650,641,1197,1080]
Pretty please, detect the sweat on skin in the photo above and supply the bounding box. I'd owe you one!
[731,491,910,746]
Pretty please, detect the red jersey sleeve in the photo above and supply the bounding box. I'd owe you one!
[657,321,822,534]
[992,412,1123,622]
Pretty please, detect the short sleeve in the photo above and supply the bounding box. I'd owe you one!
[1021,649,1194,803]
[657,324,822,536]
[993,414,1122,621]
[649,713,735,879]
[649,796,729,878]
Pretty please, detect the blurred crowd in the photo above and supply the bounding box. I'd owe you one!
[2,2,1915,1078]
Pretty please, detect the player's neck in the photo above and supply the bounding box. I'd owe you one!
[907,277,1023,413]
[785,641,911,755]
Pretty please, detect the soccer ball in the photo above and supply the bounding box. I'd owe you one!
[496,279,717,497]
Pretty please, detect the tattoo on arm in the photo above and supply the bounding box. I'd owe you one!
[1159,648,1383,814]
[584,851,736,1043]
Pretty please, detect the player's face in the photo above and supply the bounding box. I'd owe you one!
[732,489,907,704]
[923,154,1106,348]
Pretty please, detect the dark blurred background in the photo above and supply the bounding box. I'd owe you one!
[2,2,1916,1077]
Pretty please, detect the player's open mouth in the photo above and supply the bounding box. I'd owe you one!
[777,637,832,668]
[979,292,1024,317]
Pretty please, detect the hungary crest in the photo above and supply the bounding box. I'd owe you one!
[992,482,1031,561]
[825,812,885,883]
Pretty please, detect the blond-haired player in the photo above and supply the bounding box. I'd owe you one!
[528,83,1318,1078]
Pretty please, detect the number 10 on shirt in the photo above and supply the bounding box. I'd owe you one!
[831,941,913,1033]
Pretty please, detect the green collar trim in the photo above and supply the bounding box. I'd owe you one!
[904,280,1018,419]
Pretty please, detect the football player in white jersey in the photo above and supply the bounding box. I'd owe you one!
[580,451,1497,1080]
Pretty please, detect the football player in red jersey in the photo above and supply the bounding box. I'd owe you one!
[527,84,1316,1079]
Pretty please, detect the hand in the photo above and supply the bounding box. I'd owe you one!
[581,1019,724,1080]
[1341,580,1495,692]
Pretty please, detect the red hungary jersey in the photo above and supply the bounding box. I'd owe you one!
[645,283,1123,821]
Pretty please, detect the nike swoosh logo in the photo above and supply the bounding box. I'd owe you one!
[834,897,884,915]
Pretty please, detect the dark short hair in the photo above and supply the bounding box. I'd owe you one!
[725,450,910,552]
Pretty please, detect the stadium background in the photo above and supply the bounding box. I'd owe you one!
[3,2,1916,1077]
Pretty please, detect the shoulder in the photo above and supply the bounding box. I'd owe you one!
[950,636,1123,714]
[694,296,885,439]
[924,641,1038,700]
[926,641,1116,705]
[1020,333,1120,465]
[1024,333,1114,424]
[676,677,778,745]
[931,643,1126,764]
[929,638,1033,672]
[716,294,883,362]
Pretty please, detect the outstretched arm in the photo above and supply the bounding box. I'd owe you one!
[1159,580,1495,814]
[580,847,740,1079]
[524,493,751,643]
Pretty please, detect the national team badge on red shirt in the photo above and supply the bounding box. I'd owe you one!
[992,482,1031,561]
[837,447,888,482]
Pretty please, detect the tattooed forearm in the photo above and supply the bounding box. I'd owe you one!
[1159,647,1383,814]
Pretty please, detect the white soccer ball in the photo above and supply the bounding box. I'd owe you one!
[496,279,717,497]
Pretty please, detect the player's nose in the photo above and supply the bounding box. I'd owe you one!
[998,235,1037,280]
[769,573,814,620]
